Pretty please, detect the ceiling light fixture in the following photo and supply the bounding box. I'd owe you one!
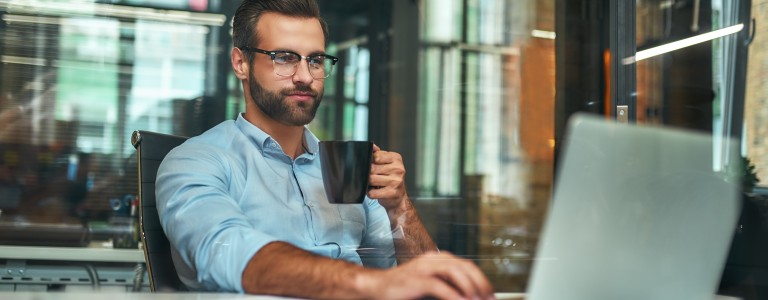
[624,23,744,64]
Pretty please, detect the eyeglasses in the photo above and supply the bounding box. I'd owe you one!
[240,47,339,79]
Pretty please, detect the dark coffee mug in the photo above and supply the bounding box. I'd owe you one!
[319,141,373,204]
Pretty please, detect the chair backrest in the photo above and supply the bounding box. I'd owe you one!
[131,130,188,292]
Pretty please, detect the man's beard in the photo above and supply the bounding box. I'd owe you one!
[248,72,322,126]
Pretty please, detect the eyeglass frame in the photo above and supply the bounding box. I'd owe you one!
[239,46,339,79]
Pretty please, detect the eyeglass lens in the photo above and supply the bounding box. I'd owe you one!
[273,52,334,79]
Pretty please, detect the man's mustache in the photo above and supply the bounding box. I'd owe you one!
[282,85,317,97]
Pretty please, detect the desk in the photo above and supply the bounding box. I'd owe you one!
[0,292,297,299]
[0,245,145,263]
[0,245,148,292]
[0,292,742,299]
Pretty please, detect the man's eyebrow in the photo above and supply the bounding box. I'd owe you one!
[271,48,298,53]
[272,49,327,56]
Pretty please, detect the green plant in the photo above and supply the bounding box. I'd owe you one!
[725,156,760,192]
[742,156,760,191]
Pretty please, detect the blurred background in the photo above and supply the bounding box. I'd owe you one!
[0,0,766,296]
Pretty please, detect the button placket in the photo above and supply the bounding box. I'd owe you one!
[292,162,317,242]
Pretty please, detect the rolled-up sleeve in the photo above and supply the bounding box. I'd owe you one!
[156,145,276,292]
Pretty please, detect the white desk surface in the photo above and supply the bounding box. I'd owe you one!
[0,292,524,300]
[0,292,741,299]
[0,292,298,300]
[0,292,525,300]
[0,245,145,263]
[0,292,528,300]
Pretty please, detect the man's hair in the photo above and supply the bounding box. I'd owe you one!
[232,0,329,60]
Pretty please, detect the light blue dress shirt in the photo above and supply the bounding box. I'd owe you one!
[156,114,396,292]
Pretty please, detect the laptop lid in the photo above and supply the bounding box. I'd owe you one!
[527,114,741,300]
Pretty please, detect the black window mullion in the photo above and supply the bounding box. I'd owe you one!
[609,0,637,122]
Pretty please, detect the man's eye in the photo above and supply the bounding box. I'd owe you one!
[274,53,299,64]
[308,56,326,66]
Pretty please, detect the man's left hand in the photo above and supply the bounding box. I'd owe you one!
[368,144,407,211]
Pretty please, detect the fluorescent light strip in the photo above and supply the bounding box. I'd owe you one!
[531,29,556,40]
[1,55,47,66]
[2,14,60,25]
[625,24,743,64]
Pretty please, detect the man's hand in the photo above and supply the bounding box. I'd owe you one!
[358,251,496,300]
[242,243,494,300]
[367,144,437,263]
[368,144,407,211]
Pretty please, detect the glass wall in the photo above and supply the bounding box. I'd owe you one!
[635,0,744,163]
[0,0,767,295]
[634,0,768,188]
[416,0,554,290]
[0,0,228,243]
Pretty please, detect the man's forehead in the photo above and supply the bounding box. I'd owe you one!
[255,12,325,50]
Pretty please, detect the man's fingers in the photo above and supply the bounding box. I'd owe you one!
[442,256,494,297]
[423,277,464,300]
[438,265,480,298]
[454,259,494,297]
[425,259,485,298]
[377,266,464,300]
[376,252,496,299]
[372,153,393,164]
[368,174,403,190]
[417,253,495,299]
[370,164,405,177]
[369,163,389,174]
[367,172,406,208]
[373,150,401,165]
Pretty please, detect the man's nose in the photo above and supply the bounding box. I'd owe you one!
[292,59,315,85]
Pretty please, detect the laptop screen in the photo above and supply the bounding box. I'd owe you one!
[527,114,741,300]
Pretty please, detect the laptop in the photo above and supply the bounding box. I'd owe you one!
[526,114,741,300]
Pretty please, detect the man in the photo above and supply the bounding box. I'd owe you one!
[156,0,494,299]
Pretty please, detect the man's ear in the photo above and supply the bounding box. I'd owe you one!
[231,47,249,80]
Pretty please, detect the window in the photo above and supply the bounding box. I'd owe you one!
[0,1,226,247]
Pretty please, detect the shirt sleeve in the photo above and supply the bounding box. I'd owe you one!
[156,144,278,292]
[358,198,397,268]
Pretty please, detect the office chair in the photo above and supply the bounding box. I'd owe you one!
[131,130,188,292]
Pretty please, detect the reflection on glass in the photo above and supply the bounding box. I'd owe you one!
[744,1,768,185]
[0,3,214,249]
[1,0,764,295]
[418,0,554,291]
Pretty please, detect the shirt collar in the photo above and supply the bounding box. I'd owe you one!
[303,129,319,155]
[235,113,319,157]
